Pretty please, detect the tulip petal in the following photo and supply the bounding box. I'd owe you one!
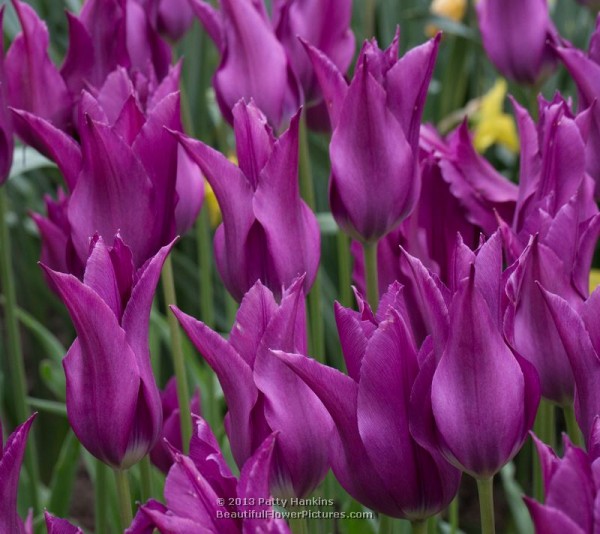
[60,12,94,97]
[189,0,224,53]
[44,512,83,534]
[172,307,259,464]
[524,498,586,534]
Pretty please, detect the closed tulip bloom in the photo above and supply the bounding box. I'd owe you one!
[41,236,174,468]
[306,32,440,242]
[411,234,540,478]
[524,424,600,534]
[539,286,600,449]
[150,377,202,473]
[128,418,289,533]
[274,284,460,520]
[504,236,583,404]
[476,0,556,84]
[176,100,319,301]
[190,0,301,130]
[172,276,332,498]
[135,0,195,41]
[0,414,36,534]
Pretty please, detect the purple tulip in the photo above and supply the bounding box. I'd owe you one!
[499,96,600,299]
[172,276,332,498]
[539,286,600,449]
[150,377,202,473]
[556,19,600,195]
[476,0,557,84]
[5,1,71,140]
[135,0,195,41]
[0,414,36,534]
[411,233,540,478]
[305,32,440,242]
[272,0,355,106]
[524,425,600,533]
[190,0,301,130]
[128,418,289,534]
[176,100,319,302]
[504,234,588,405]
[24,81,202,272]
[0,6,13,185]
[352,121,518,293]
[273,283,460,519]
[44,512,83,534]
[41,236,175,468]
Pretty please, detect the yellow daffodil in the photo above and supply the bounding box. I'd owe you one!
[426,0,467,37]
[472,79,519,154]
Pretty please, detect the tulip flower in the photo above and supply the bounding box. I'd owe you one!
[500,95,600,294]
[176,100,319,302]
[524,425,600,533]
[150,377,202,473]
[476,0,557,84]
[136,0,195,41]
[272,0,354,106]
[5,1,71,140]
[352,121,517,293]
[306,32,440,243]
[411,233,540,479]
[172,276,332,498]
[44,512,83,534]
[23,81,202,272]
[273,283,460,521]
[1,415,36,534]
[128,418,289,533]
[539,285,600,449]
[189,0,301,130]
[41,236,175,468]
[555,20,600,195]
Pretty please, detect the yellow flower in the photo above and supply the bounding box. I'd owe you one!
[590,269,600,294]
[203,153,238,229]
[472,79,519,154]
[426,0,467,37]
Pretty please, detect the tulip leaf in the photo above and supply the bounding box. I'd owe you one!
[317,212,339,235]
[500,462,534,534]
[27,396,67,417]
[39,360,67,401]
[47,430,81,517]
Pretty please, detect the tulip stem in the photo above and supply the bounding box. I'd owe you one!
[337,232,353,307]
[196,209,215,329]
[563,404,583,448]
[0,186,40,512]
[533,399,555,501]
[449,495,459,534]
[95,461,108,534]
[365,0,377,40]
[114,468,133,529]
[476,477,495,534]
[363,242,379,310]
[411,520,428,534]
[298,112,325,361]
[139,455,153,502]
[162,255,192,453]
[289,515,308,534]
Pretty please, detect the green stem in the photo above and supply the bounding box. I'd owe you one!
[365,0,377,40]
[289,514,308,534]
[196,210,215,329]
[476,477,495,534]
[0,187,40,511]
[336,232,353,308]
[363,242,379,310]
[161,256,192,453]
[411,520,428,534]
[298,112,325,361]
[533,400,555,501]
[563,404,583,448]
[378,515,394,534]
[113,468,133,530]
[139,455,153,503]
[449,495,459,534]
[95,461,108,534]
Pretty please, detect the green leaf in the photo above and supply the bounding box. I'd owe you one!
[500,462,535,534]
[47,430,81,516]
[9,146,56,179]
[27,397,67,417]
